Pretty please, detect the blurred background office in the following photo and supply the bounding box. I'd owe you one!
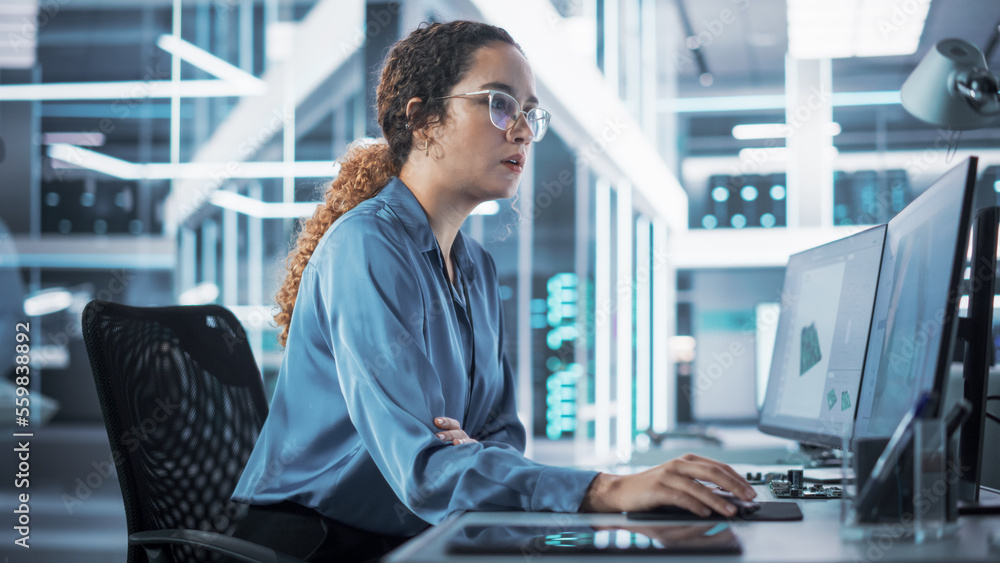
[0,0,998,561]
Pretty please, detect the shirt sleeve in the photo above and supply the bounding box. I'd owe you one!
[467,269,529,452]
[318,215,597,524]
[471,353,527,452]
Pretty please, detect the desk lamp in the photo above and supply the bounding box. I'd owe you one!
[900,38,999,129]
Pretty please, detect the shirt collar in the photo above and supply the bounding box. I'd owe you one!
[378,177,476,281]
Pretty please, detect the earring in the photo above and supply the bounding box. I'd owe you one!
[422,139,429,157]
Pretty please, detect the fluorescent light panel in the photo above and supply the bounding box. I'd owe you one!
[594,178,612,460]
[0,79,263,101]
[24,289,74,316]
[178,282,220,305]
[0,33,264,101]
[732,122,841,140]
[738,146,839,161]
[787,0,932,59]
[616,182,634,459]
[634,217,651,433]
[662,91,901,114]
[210,191,320,218]
[156,34,263,88]
[651,219,671,433]
[41,132,106,146]
[958,295,1000,310]
[47,144,340,180]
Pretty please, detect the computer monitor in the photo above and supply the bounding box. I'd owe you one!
[758,224,886,449]
[853,158,981,443]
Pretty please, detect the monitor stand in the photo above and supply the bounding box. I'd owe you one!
[796,443,842,468]
[958,486,1000,515]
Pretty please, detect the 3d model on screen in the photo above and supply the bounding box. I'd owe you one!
[800,323,822,375]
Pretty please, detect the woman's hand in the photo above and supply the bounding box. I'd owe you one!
[579,453,756,517]
[433,417,478,446]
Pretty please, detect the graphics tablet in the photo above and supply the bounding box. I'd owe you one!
[446,523,742,556]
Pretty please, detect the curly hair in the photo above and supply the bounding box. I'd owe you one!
[274,20,521,347]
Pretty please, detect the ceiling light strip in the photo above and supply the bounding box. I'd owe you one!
[210,191,319,218]
[156,34,263,88]
[46,144,340,180]
[660,90,901,113]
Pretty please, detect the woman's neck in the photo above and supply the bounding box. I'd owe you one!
[398,167,475,284]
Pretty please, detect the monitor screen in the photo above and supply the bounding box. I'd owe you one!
[853,157,979,440]
[758,225,886,448]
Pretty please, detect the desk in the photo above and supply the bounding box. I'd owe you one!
[385,485,1000,562]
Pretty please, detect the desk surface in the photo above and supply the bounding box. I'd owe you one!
[385,485,1000,562]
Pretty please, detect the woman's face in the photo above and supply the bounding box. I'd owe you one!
[427,41,539,205]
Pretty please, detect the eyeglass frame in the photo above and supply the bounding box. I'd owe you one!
[437,89,550,142]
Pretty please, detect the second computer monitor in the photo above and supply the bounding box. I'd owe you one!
[758,225,886,448]
[853,157,980,441]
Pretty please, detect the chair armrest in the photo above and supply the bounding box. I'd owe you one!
[130,529,307,563]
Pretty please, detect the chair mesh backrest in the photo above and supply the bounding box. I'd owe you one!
[82,301,269,563]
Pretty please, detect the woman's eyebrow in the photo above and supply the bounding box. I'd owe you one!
[479,81,539,105]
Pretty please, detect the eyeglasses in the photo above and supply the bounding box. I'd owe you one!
[439,90,550,142]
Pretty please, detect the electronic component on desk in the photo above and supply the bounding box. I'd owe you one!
[769,469,843,499]
[744,471,788,485]
[789,468,803,489]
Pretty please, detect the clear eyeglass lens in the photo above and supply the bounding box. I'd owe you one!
[489,91,518,130]
[527,109,549,141]
[488,91,549,141]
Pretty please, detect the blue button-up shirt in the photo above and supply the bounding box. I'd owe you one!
[232,177,598,536]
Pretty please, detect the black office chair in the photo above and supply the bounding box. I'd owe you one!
[81,300,304,563]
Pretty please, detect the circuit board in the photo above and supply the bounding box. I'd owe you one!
[769,480,843,499]
[745,469,843,499]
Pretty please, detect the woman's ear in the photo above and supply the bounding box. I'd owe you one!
[404,97,424,125]
[404,96,432,147]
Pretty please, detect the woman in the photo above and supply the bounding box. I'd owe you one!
[232,20,755,562]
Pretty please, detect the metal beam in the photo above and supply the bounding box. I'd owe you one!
[163,0,365,232]
[468,0,688,231]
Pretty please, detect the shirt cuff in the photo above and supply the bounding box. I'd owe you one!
[529,466,601,513]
